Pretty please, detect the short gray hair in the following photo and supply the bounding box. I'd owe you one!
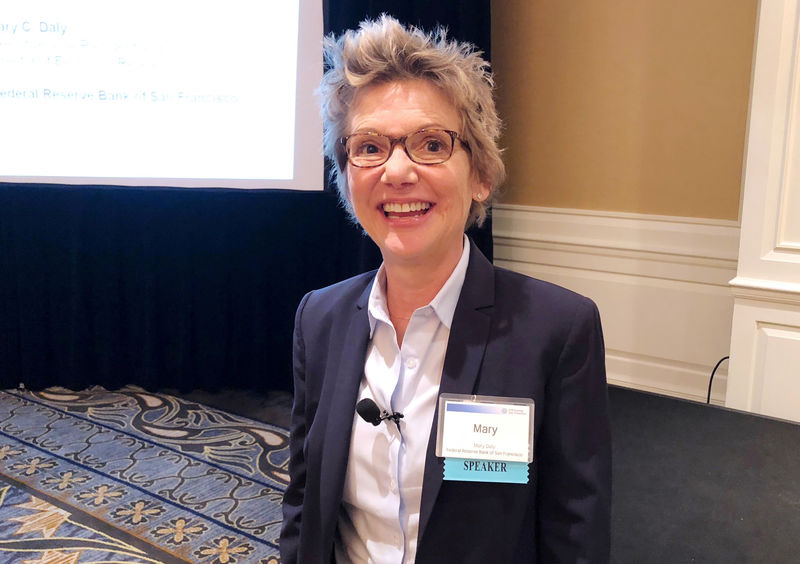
[318,14,505,228]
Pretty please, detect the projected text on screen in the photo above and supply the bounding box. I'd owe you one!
[0,0,323,190]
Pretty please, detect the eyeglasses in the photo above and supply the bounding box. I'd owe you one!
[340,128,468,168]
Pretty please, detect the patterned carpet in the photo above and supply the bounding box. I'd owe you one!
[0,386,290,563]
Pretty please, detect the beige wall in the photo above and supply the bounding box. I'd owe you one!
[491,0,757,220]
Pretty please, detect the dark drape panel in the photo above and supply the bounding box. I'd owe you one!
[0,184,370,392]
[0,0,492,394]
[324,0,492,59]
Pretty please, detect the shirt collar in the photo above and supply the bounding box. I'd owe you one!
[367,235,471,337]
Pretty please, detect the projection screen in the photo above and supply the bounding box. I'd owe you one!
[0,0,324,190]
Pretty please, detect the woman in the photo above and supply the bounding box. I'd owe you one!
[281,15,611,564]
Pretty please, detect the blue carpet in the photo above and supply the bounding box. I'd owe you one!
[0,386,289,563]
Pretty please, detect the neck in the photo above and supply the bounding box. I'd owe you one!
[382,241,464,343]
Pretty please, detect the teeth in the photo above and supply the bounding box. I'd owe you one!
[383,202,431,213]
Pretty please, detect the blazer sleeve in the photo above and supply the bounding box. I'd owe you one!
[536,296,612,563]
[279,291,312,564]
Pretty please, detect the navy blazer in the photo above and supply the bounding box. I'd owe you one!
[281,242,611,563]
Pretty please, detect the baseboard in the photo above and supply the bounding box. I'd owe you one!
[492,204,740,404]
[606,349,728,405]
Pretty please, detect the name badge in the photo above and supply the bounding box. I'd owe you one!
[436,394,534,484]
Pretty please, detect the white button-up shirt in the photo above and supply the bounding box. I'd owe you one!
[335,237,471,564]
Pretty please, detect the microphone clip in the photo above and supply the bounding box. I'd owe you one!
[382,410,404,424]
[356,398,404,427]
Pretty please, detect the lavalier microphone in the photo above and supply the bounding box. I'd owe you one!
[356,398,404,426]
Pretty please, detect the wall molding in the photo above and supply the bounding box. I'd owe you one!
[605,349,729,406]
[492,204,740,404]
[725,0,800,422]
[729,276,800,306]
[493,204,740,262]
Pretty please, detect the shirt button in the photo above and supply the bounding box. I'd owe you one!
[405,357,418,370]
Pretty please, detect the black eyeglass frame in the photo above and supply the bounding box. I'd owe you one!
[338,128,469,168]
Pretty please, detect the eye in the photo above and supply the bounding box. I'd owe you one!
[354,142,382,156]
[347,134,388,160]
[424,139,445,153]
[409,130,452,157]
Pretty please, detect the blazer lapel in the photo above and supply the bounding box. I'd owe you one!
[418,242,495,541]
[318,279,373,544]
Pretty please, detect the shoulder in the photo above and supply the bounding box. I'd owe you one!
[487,265,601,345]
[492,264,596,314]
[466,239,594,314]
[297,269,376,320]
[463,241,598,330]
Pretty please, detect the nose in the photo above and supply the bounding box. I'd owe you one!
[381,143,418,187]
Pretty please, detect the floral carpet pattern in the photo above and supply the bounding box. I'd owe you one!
[0,386,289,563]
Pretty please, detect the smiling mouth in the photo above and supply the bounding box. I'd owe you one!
[382,201,432,218]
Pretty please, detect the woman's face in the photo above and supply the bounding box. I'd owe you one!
[346,80,489,269]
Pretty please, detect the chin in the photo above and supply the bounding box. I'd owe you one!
[381,232,458,263]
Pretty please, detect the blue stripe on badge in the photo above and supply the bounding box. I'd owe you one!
[443,458,529,483]
[445,403,506,414]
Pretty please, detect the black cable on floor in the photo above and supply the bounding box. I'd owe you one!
[707,356,730,404]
